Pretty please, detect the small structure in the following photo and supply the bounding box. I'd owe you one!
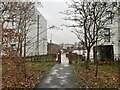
[48,49,61,63]
[93,45,114,61]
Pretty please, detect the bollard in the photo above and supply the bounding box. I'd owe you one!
[69,51,73,64]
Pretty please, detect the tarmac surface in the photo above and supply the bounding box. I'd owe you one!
[34,54,79,88]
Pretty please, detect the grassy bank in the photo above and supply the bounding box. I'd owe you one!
[2,60,56,88]
[73,59,119,88]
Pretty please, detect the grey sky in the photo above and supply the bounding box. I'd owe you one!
[38,0,79,44]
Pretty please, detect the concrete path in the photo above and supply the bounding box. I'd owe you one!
[34,54,79,88]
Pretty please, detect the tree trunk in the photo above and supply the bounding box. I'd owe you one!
[95,59,99,77]
[17,37,20,53]
[20,41,22,57]
[23,33,26,79]
[24,34,26,59]
[95,40,99,78]
[86,48,90,70]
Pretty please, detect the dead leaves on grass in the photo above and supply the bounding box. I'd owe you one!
[2,60,52,88]
[73,64,119,88]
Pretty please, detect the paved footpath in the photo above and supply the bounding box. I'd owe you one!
[34,54,79,88]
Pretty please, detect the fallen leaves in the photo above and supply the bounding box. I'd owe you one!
[2,60,56,88]
[73,63,119,88]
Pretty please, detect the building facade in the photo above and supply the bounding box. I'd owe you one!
[1,2,47,57]
[26,3,47,56]
[96,2,120,60]
[84,2,120,60]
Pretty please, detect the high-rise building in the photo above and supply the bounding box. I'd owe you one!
[26,2,47,56]
[96,2,120,60]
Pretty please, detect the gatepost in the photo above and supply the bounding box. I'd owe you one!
[58,50,61,63]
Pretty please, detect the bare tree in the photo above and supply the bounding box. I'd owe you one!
[1,2,38,81]
[61,0,117,69]
[1,2,36,57]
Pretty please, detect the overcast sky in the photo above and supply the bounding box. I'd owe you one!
[38,0,79,44]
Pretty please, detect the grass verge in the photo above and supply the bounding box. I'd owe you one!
[2,60,56,88]
[73,59,119,88]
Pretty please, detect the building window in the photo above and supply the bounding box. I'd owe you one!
[11,43,16,50]
[106,11,112,24]
[112,2,117,7]
[104,28,110,42]
[26,41,31,46]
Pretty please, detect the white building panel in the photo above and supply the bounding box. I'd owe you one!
[39,14,47,55]
[26,3,47,56]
